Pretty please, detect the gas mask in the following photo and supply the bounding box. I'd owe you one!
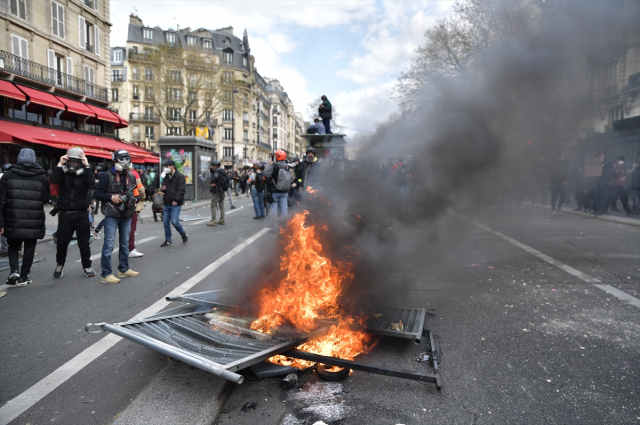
[163,167,171,175]
[115,157,131,172]
[64,159,84,176]
[618,160,624,165]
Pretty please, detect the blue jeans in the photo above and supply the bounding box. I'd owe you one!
[101,216,131,277]
[163,205,185,242]
[251,188,265,217]
[270,192,288,217]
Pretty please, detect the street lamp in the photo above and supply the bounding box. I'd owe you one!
[231,85,240,171]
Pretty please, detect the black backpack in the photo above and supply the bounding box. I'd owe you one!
[254,172,266,192]
[218,169,230,191]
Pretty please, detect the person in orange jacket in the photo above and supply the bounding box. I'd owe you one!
[128,168,146,257]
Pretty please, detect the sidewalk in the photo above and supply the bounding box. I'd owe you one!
[39,193,252,245]
[523,202,640,228]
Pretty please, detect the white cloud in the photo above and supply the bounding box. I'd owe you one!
[333,81,399,137]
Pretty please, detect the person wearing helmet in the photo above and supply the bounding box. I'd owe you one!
[208,160,229,226]
[93,149,141,284]
[264,150,294,225]
[296,147,320,189]
[50,148,97,278]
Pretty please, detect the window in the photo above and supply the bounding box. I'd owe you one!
[243,130,248,141]
[84,65,95,95]
[167,108,181,121]
[144,68,153,81]
[610,105,623,123]
[113,50,122,62]
[143,28,153,41]
[187,36,196,46]
[273,128,278,139]
[188,91,197,101]
[205,111,211,122]
[144,107,154,119]
[51,2,65,38]
[111,88,118,101]
[203,39,212,49]
[243,57,248,67]
[223,147,233,157]
[224,52,233,64]
[132,67,139,80]
[132,85,139,100]
[79,17,98,54]
[224,129,233,141]
[170,70,182,83]
[604,62,618,87]
[10,0,26,19]
[222,72,233,84]
[166,127,182,135]
[243,111,249,122]
[223,38,231,45]
[145,87,155,101]
[166,32,176,43]
[11,34,28,59]
[145,126,155,141]
[112,70,123,82]
[189,110,197,123]
[167,88,182,102]
[273,116,278,126]
[222,109,234,121]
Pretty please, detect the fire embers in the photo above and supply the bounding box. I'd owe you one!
[250,211,373,368]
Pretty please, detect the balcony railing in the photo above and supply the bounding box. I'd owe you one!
[129,113,160,122]
[259,142,271,151]
[85,43,94,54]
[131,132,141,141]
[112,75,124,82]
[128,51,152,62]
[0,50,108,102]
[145,134,156,141]
[167,116,182,122]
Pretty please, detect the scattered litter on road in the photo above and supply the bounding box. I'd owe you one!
[282,373,298,389]
[390,320,404,331]
[83,400,94,403]
[241,402,258,412]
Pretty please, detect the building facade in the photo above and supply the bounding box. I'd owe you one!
[111,15,305,167]
[1,0,111,105]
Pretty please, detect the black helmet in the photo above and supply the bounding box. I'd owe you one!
[306,147,316,155]
[211,160,221,167]
[292,155,300,163]
[1,164,12,173]
[112,149,131,163]
[95,165,103,172]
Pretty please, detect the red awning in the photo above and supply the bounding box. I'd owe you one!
[55,96,96,117]
[85,104,119,123]
[0,120,155,160]
[0,81,26,101]
[109,110,129,129]
[15,85,65,110]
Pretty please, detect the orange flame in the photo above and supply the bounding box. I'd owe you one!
[250,211,372,368]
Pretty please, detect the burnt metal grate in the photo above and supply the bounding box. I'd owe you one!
[365,307,427,343]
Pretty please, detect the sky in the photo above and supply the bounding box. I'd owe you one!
[110,1,455,137]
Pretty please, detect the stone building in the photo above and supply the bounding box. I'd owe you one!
[111,15,306,167]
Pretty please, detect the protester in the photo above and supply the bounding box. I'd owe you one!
[264,150,294,224]
[571,161,588,212]
[549,154,568,213]
[596,153,611,215]
[208,160,228,226]
[0,164,11,258]
[306,118,326,135]
[233,171,241,197]
[248,166,266,219]
[0,148,50,286]
[160,160,188,246]
[632,163,640,214]
[318,95,333,134]
[93,149,140,284]
[240,171,248,194]
[296,147,319,189]
[609,156,632,216]
[0,209,4,297]
[128,168,146,257]
[49,148,96,278]
[146,168,158,201]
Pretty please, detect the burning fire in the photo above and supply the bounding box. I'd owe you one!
[250,211,373,368]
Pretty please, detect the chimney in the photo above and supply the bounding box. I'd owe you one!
[130,14,143,26]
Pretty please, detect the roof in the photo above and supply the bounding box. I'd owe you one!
[157,135,216,149]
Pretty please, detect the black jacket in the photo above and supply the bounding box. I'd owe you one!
[297,158,319,188]
[50,166,96,211]
[210,168,227,199]
[0,162,50,240]
[162,171,186,205]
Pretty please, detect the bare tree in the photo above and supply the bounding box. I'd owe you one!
[142,43,227,136]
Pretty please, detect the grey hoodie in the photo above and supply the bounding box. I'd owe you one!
[17,148,37,164]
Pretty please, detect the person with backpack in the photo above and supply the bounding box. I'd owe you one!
[248,165,266,219]
[49,147,97,279]
[208,160,229,226]
[90,149,141,284]
[264,150,294,223]
[159,160,188,246]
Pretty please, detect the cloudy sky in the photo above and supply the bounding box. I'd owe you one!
[111,1,454,137]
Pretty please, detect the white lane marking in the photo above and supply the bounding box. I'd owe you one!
[0,227,270,425]
[456,213,640,309]
[77,236,158,262]
[188,205,244,226]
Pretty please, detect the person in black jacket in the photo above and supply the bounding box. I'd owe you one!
[0,148,50,286]
[50,148,96,279]
[208,160,228,226]
[159,160,187,246]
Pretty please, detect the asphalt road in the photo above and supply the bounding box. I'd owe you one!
[1,203,639,425]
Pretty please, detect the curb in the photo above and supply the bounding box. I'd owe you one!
[523,202,640,228]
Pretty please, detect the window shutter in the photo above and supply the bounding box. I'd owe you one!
[94,0,98,12]
[122,66,127,81]
[51,2,58,36]
[94,26,100,56]
[89,67,94,84]
[19,0,26,19]
[20,38,28,59]
[79,16,86,48]
[12,35,20,56]
[58,4,65,39]
[84,65,88,81]
[10,0,17,15]
[47,49,56,69]
[66,56,73,76]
